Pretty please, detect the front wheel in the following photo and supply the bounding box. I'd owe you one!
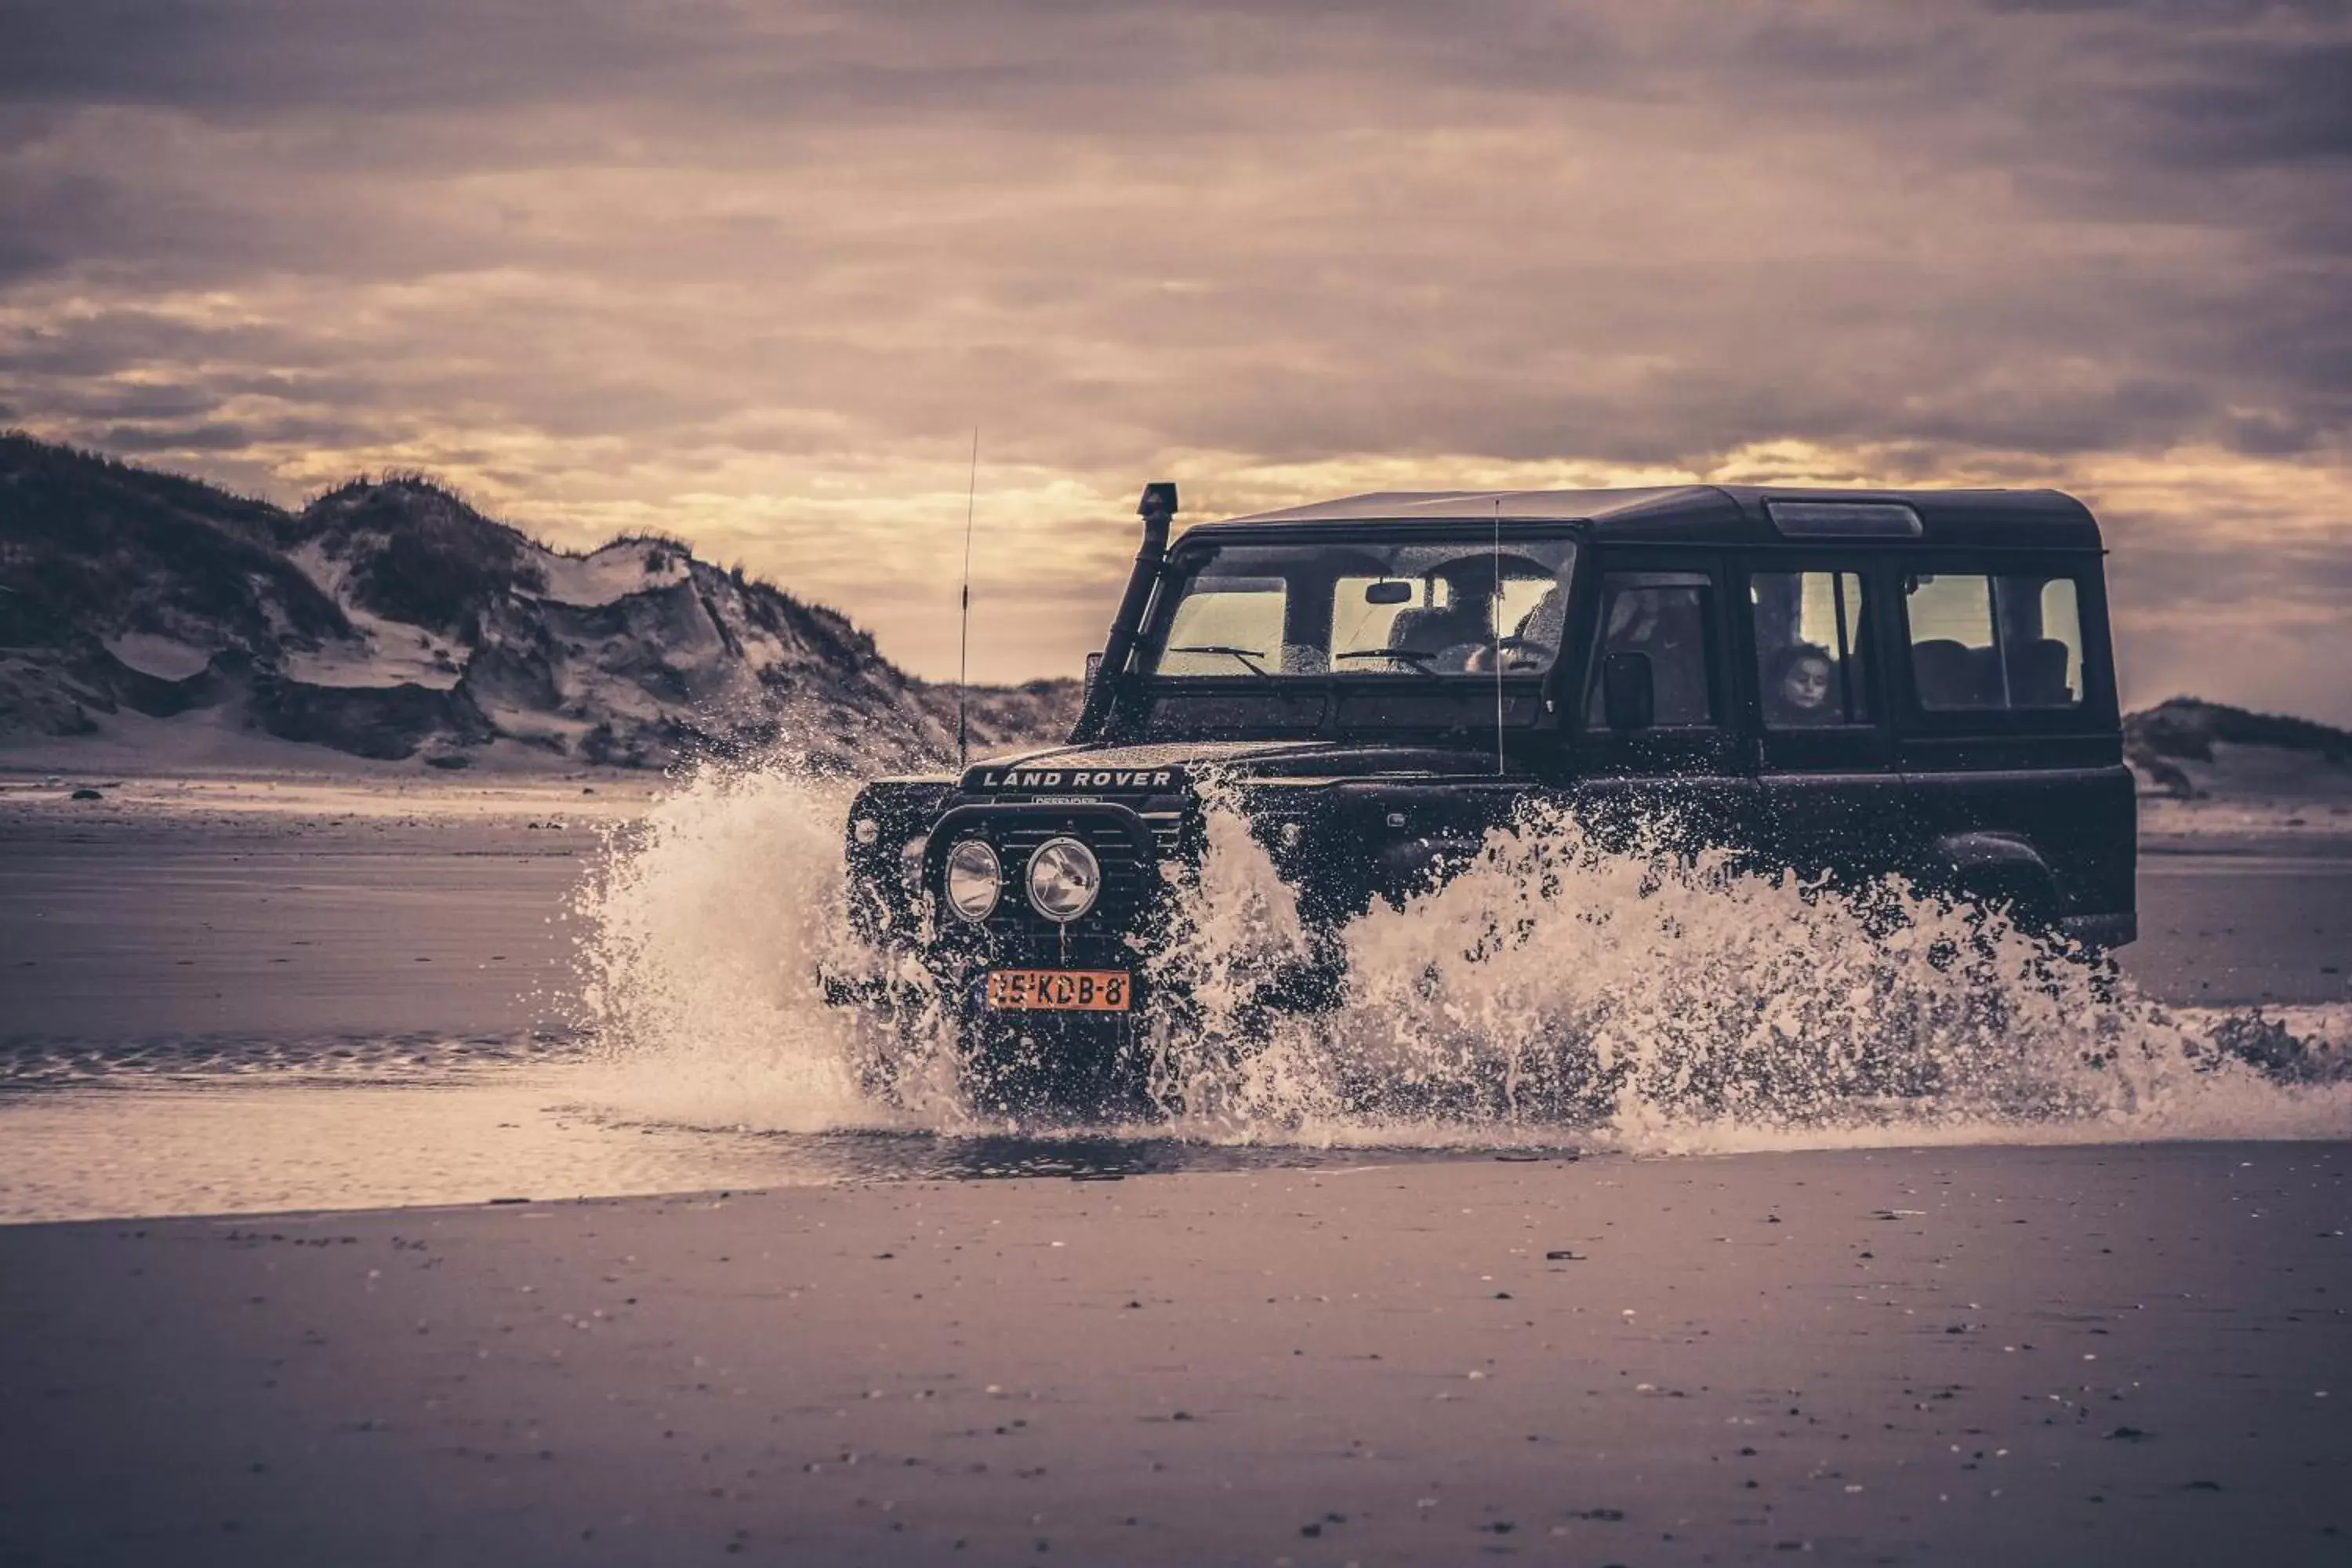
[956,1010,1159,1122]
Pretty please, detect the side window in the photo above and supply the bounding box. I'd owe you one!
[1585,578,1717,728]
[1904,573,2085,710]
[1751,571,1870,727]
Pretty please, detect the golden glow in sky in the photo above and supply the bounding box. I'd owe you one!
[3,1,2347,717]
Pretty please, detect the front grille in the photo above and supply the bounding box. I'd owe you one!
[1138,810,1185,858]
[987,821,1157,936]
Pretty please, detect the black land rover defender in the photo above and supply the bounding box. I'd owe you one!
[840,482,2135,1109]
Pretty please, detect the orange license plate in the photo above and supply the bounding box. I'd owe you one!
[983,970,1132,1012]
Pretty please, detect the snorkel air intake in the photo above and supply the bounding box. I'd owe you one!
[1073,481,1177,741]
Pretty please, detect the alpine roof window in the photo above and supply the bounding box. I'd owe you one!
[1766,500,1924,539]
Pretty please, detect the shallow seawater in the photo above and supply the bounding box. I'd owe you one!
[0,1035,1515,1223]
[573,761,2352,1154]
[5,756,2350,1225]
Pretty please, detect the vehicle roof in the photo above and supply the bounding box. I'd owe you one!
[1196,485,2102,550]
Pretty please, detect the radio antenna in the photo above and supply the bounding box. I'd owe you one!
[1492,496,1505,775]
[956,426,979,769]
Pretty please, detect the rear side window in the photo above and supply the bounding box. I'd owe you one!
[1751,571,1870,726]
[1904,573,2084,710]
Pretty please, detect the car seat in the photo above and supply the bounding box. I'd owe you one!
[2009,637,2073,706]
[1911,639,1985,708]
[1388,607,1479,659]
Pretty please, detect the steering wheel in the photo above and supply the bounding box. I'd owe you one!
[1464,637,1546,673]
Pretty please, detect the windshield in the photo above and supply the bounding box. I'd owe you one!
[1139,535,1578,680]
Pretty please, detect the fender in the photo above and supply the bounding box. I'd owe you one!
[1929,830,2057,924]
[1373,834,1488,906]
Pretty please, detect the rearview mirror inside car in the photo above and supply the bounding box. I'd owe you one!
[1363,581,1414,604]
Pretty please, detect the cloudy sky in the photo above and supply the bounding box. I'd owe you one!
[2,0,2347,716]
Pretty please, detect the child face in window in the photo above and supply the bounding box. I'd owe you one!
[1780,652,1831,712]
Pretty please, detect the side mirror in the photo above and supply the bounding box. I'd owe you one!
[1083,650,1103,701]
[1364,580,1414,605]
[1600,650,1655,731]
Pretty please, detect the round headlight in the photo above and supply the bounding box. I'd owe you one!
[1025,837,1102,923]
[942,839,1001,922]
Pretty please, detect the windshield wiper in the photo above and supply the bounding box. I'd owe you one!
[1167,644,1272,677]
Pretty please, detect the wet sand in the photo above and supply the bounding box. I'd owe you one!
[3,1145,2348,1566]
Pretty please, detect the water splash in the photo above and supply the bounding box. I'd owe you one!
[574,756,2352,1152]
[572,761,958,1133]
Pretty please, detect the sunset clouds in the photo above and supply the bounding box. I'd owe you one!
[2,1,2347,713]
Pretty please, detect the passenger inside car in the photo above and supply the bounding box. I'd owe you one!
[1765,642,1838,725]
[1386,594,1491,671]
[1751,570,1868,727]
[1381,557,1565,674]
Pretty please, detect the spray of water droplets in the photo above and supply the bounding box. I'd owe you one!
[572,755,2352,1153]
